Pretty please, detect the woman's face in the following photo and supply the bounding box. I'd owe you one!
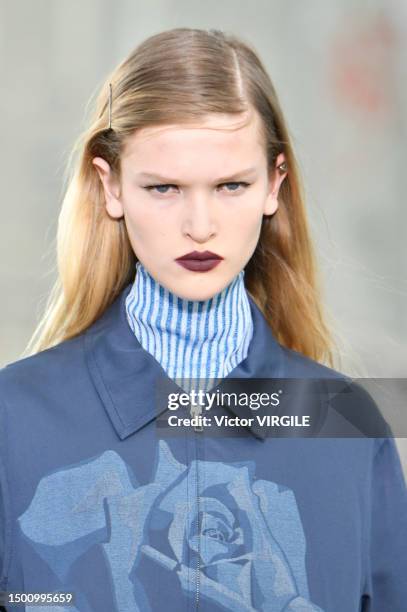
[93,109,287,300]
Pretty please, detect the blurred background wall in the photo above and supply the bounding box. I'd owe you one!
[0,0,406,468]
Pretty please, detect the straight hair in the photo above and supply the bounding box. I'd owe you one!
[23,27,338,368]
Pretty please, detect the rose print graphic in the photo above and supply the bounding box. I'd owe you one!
[148,444,323,611]
[18,440,323,611]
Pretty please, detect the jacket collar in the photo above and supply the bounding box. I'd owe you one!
[84,282,286,441]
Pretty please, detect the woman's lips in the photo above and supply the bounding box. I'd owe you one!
[175,250,223,272]
[176,258,222,272]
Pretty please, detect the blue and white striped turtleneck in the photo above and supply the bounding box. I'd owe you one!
[125,261,254,393]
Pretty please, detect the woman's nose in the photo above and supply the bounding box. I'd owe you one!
[181,196,217,242]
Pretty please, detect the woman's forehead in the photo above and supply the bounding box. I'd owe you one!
[121,110,263,163]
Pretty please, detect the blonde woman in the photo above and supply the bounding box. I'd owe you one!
[0,28,405,612]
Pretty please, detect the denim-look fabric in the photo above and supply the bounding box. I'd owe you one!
[0,282,406,611]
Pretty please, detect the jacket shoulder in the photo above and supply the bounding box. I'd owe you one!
[280,346,391,438]
[0,334,86,400]
[280,345,347,380]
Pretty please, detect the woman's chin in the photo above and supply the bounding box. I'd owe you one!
[166,275,231,302]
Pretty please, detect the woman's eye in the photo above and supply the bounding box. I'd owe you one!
[143,184,177,195]
[220,181,250,193]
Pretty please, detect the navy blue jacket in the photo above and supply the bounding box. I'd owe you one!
[0,283,406,611]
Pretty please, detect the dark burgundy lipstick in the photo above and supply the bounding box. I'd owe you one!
[175,250,224,272]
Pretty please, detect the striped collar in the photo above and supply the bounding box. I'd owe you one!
[124,262,254,393]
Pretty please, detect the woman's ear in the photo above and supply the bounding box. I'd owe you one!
[263,152,288,216]
[92,157,124,219]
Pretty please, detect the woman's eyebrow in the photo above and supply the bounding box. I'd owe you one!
[137,167,258,183]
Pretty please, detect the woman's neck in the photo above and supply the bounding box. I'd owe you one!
[125,261,254,390]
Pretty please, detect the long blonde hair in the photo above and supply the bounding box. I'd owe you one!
[23,27,338,367]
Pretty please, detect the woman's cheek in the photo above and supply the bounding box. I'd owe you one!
[232,207,263,241]
[124,203,155,234]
